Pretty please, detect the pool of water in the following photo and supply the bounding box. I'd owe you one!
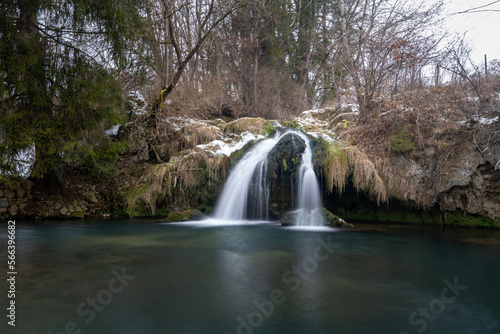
[1,220,499,334]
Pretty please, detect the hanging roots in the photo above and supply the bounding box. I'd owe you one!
[324,143,388,205]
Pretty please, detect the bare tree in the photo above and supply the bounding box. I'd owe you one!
[149,0,245,113]
[338,0,444,122]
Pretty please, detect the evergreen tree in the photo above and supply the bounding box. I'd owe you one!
[0,0,148,184]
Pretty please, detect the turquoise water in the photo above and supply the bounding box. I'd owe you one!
[1,220,499,334]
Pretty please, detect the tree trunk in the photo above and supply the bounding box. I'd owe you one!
[18,0,64,189]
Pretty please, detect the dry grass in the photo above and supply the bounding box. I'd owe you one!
[345,147,388,204]
[324,142,349,194]
[126,150,228,215]
[224,117,268,135]
[178,122,220,150]
[323,142,388,204]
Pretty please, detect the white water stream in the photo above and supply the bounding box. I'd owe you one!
[214,129,323,225]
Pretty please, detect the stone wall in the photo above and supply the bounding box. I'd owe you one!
[0,176,110,220]
[0,180,34,218]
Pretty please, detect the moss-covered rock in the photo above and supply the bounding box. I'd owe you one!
[315,207,354,228]
[225,117,268,135]
[267,131,306,216]
[165,209,205,222]
[280,208,353,228]
[69,211,85,219]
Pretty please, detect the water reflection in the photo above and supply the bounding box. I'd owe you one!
[0,221,499,334]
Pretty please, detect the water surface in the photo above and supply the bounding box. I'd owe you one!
[1,220,499,334]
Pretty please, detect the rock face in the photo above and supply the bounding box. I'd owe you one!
[381,141,500,223]
[438,163,500,220]
[280,208,353,228]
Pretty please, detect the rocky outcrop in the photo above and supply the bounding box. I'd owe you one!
[295,106,500,227]
[438,162,500,220]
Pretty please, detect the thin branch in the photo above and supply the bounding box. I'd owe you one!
[452,0,500,15]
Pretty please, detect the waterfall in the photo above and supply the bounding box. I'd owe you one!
[213,132,284,220]
[213,128,323,225]
[294,132,324,226]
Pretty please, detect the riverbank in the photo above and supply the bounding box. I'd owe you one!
[2,93,499,228]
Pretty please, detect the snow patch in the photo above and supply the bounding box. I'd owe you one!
[380,110,393,116]
[302,109,325,115]
[457,115,499,126]
[196,131,265,157]
[478,116,499,125]
[104,124,121,136]
[128,91,147,115]
[340,103,360,113]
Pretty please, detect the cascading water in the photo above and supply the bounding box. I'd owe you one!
[213,128,324,225]
[213,132,284,220]
[294,132,324,226]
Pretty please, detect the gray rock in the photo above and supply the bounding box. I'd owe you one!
[83,191,98,204]
[60,207,68,215]
[4,189,15,199]
[9,205,18,216]
[280,208,354,228]
[0,198,8,208]
[17,188,26,198]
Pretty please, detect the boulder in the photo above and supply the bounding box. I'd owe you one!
[315,207,354,228]
[70,211,85,218]
[4,189,15,199]
[83,191,98,204]
[166,209,205,222]
[280,207,353,228]
[17,188,26,198]
[0,198,8,209]
[267,131,306,216]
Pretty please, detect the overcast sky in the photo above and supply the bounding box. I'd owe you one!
[442,0,500,62]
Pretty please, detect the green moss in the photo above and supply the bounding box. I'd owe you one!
[444,213,500,228]
[69,211,85,219]
[124,184,149,216]
[390,131,415,155]
[336,206,442,225]
[263,122,276,135]
[282,120,301,129]
[165,209,204,222]
[227,144,252,168]
[282,159,288,172]
[340,120,351,129]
